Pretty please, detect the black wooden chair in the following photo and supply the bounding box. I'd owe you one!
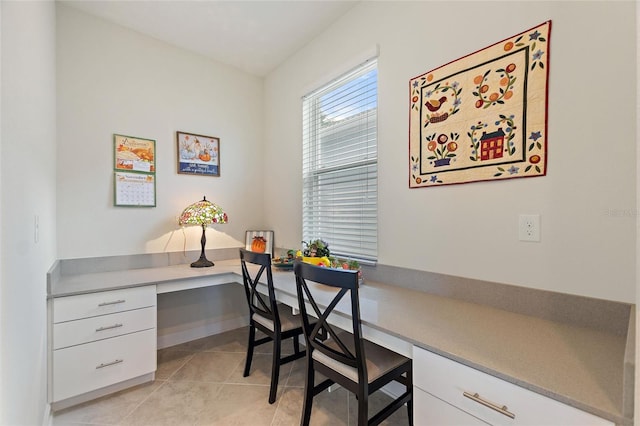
[239,248,306,404]
[294,260,413,426]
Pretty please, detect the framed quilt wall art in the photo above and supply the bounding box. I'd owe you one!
[409,21,551,188]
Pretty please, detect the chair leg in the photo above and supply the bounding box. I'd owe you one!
[357,390,368,426]
[243,324,256,377]
[293,333,301,354]
[407,398,414,426]
[269,333,281,404]
[407,367,414,426]
[300,357,314,426]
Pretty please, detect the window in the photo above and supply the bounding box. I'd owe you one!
[302,59,378,263]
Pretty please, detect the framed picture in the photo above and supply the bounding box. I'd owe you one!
[245,230,274,255]
[114,171,156,207]
[177,131,220,176]
[114,134,155,173]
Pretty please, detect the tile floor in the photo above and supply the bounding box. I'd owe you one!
[52,327,410,426]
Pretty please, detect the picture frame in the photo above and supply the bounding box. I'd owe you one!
[177,131,220,176]
[114,134,155,173]
[245,230,274,255]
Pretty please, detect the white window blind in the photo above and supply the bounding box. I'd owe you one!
[302,59,378,263]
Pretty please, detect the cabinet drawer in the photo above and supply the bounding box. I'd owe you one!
[414,387,489,426]
[413,346,612,426]
[53,328,156,402]
[54,286,156,323]
[53,306,156,349]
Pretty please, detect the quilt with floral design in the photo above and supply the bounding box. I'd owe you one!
[409,21,551,188]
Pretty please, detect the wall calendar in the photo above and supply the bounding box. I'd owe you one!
[113,134,156,207]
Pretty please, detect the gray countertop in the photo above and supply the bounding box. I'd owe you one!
[49,259,633,425]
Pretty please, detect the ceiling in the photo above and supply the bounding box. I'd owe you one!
[61,0,360,76]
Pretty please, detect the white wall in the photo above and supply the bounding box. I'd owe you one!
[56,5,266,259]
[636,3,639,425]
[1,1,57,424]
[264,1,637,303]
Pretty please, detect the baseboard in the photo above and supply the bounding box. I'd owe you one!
[157,316,248,349]
[50,373,155,412]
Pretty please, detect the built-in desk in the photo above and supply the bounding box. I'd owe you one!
[48,258,634,425]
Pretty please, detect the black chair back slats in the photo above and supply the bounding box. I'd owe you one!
[239,248,306,404]
[296,266,361,369]
[294,260,413,426]
[240,251,277,326]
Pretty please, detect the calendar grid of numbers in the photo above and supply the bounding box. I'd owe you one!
[113,134,156,207]
[114,172,156,207]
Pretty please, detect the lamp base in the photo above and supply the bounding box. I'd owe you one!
[191,224,214,267]
[191,257,214,268]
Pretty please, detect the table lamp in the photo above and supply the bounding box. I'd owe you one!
[178,196,228,267]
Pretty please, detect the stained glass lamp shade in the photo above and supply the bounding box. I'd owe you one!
[178,196,228,267]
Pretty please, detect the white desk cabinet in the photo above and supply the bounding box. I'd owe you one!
[412,346,613,426]
[51,286,157,403]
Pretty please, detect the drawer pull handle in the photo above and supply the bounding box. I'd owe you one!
[98,299,125,307]
[95,323,123,332]
[463,391,515,419]
[96,359,123,369]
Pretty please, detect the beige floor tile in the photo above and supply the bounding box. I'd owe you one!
[272,387,305,426]
[309,386,349,426]
[285,357,326,388]
[52,380,163,425]
[156,348,194,380]
[170,351,244,383]
[226,353,293,386]
[347,391,411,425]
[193,383,279,426]
[272,385,349,426]
[120,380,223,426]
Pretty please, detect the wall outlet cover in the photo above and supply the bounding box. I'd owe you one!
[519,214,540,242]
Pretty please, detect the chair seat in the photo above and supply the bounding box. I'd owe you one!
[312,331,409,384]
[252,303,302,332]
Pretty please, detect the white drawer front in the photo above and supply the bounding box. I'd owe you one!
[413,346,613,426]
[53,328,156,402]
[414,387,489,426]
[54,286,156,323]
[53,306,156,349]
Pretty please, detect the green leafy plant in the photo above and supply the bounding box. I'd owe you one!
[302,239,330,257]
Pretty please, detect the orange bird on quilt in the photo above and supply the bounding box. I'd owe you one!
[425,96,447,112]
